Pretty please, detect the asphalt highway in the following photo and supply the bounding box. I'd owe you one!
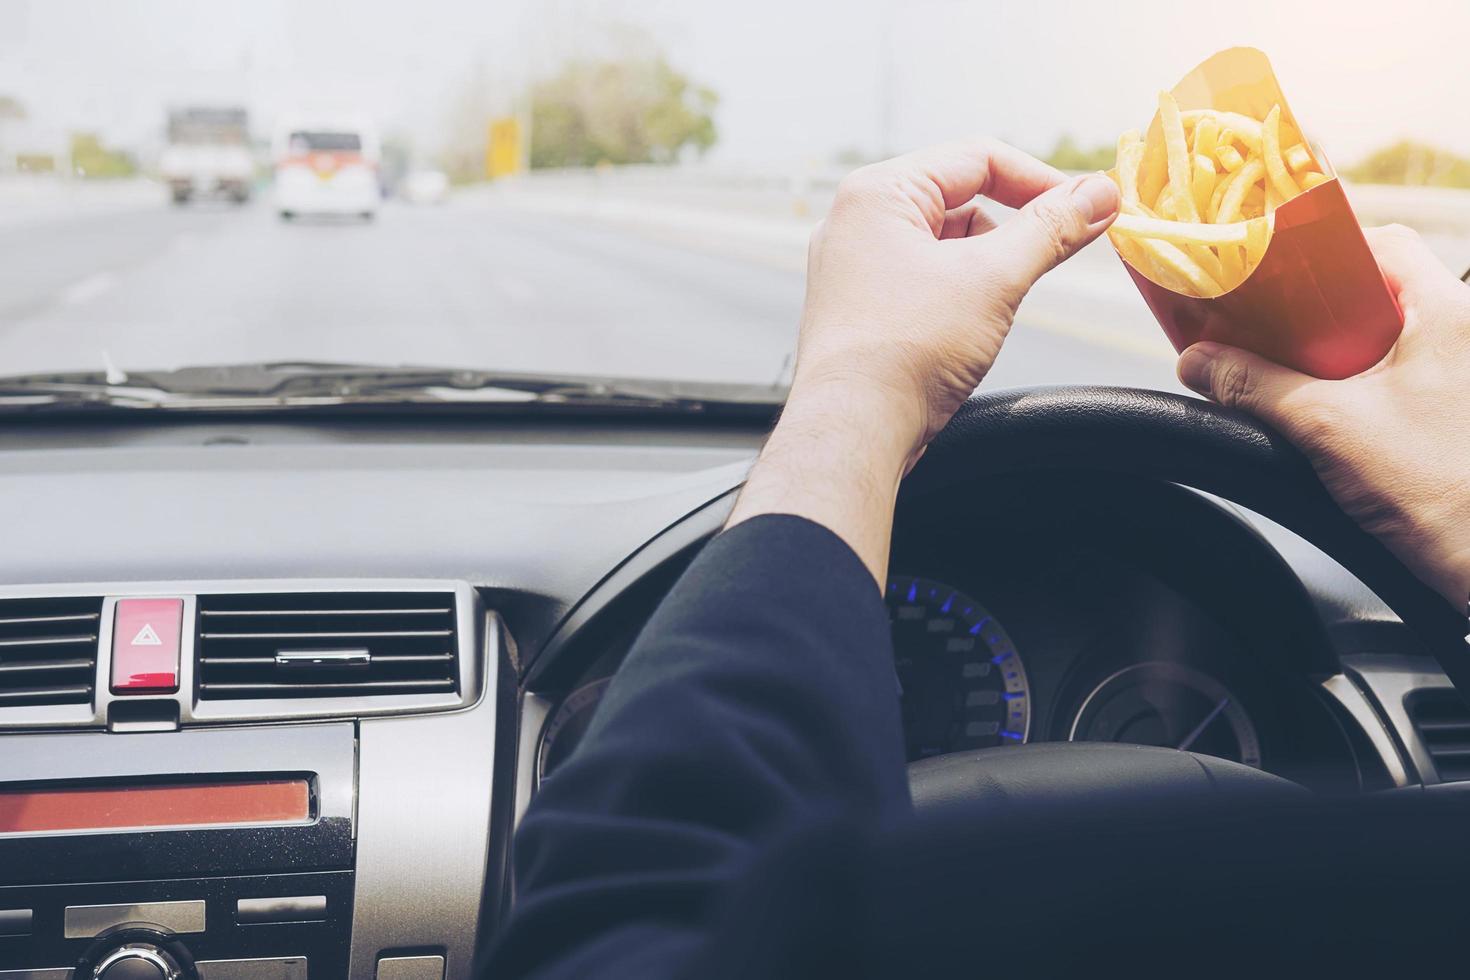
[0,198,801,384]
[0,186,1334,395]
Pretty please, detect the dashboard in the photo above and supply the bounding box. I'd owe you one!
[534,476,1376,794]
[0,410,1459,978]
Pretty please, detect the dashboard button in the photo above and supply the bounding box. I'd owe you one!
[196,958,308,980]
[235,895,326,925]
[63,900,205,939]
[0,908,32,936]
[376,956,443,980]
[110,599,184,694]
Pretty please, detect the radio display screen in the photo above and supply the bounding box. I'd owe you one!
[0,778,311,834]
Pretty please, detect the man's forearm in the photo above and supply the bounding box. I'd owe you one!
[490,515,909,977]
[727,380,921,588]
[490,383,922,975]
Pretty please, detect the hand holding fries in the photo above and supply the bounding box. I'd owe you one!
[1110,48,1402,380]
[1177,225,1470,606]
[1108,91,1330,297]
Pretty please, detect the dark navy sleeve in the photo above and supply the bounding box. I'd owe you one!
[484,513,909,978]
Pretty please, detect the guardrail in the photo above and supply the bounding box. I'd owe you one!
[498,164,1470,233]
[6,165,1470,236]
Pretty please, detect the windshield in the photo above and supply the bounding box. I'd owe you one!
[2,0,1468,397]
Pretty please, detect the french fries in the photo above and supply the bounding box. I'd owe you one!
[1261,105,1300,203]
[1108,92,1330,297]
[1113,211,1253,248]
[1116,130,1145,205]
[1215,144,1245,172]
[1158,91,1200,222]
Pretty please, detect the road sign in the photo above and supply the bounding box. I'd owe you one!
[486,117,523,179]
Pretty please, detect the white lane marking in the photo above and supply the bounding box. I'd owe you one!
[59,271,118,306]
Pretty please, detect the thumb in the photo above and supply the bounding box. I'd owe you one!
[1177,342,1328,433]
[975,173,1119,304]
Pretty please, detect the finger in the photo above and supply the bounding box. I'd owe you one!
[970,173,1119,298]
[1176,342,1333,434]
[1364,224,1461,310]
[939,202,999,240]
[875,138,1068,212]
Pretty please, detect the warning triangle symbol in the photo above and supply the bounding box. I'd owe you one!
[131,623,163,647]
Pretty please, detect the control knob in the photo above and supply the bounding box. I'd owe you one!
[93,942,184,979]
[76,925,196,980]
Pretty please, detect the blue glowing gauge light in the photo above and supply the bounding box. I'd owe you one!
[884,576,1031,761]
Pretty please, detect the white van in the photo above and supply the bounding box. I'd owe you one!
[272,116,381,220]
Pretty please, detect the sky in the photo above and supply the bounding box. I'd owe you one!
[1,0,1466,170]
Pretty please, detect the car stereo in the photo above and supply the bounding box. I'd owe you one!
[0,582,501,980]
[0,724,356,978]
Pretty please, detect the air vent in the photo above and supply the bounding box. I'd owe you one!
[196,592,458,700]
[0,596,102,707]
[1407,689,1470,782]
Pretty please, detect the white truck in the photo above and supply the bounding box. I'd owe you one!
[159,106,254,206]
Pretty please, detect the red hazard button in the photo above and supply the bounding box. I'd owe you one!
[111,598,184,694]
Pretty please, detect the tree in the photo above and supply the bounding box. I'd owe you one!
[529,55,717,168]
[69,133,136,179]
[439,62,498,184]
[1043,134,1115,172]
[1344,140,1470,189]
[0,95,23,171]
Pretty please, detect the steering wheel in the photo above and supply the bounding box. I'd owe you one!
[900,386,1469,807]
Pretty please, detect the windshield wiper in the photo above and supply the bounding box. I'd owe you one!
[0,362,787,418]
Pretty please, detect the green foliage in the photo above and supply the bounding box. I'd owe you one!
[69,132,136,179]
[1043,134,1115,172]
[15,154,55,173]
[1344,140,1470,189]
[529,55,717,168]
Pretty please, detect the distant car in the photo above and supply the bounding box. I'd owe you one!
[272,116,381,220]
[161,106,254,205]
[401,169,449,205]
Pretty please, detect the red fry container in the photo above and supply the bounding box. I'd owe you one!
[1119,47,1403,380]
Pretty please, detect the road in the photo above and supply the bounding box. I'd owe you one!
[0,197,810,385]
[11,178,1460,396]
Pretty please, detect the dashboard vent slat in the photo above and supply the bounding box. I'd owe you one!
[0,657,95,674]
[200,607,451,618]
[0,597,101,707]
[0,612,100,627]
[196,592,459,701]
[201,652,453,666]
[0,634,99,649]
[201,630,451,640]
[201,678,456,695]
[1408,690,1470,783]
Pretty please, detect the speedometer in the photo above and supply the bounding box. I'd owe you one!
[1069,662,1261,768]
[885,576,1030,760]
[538,676,613,784]
[538,577,1032,783]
